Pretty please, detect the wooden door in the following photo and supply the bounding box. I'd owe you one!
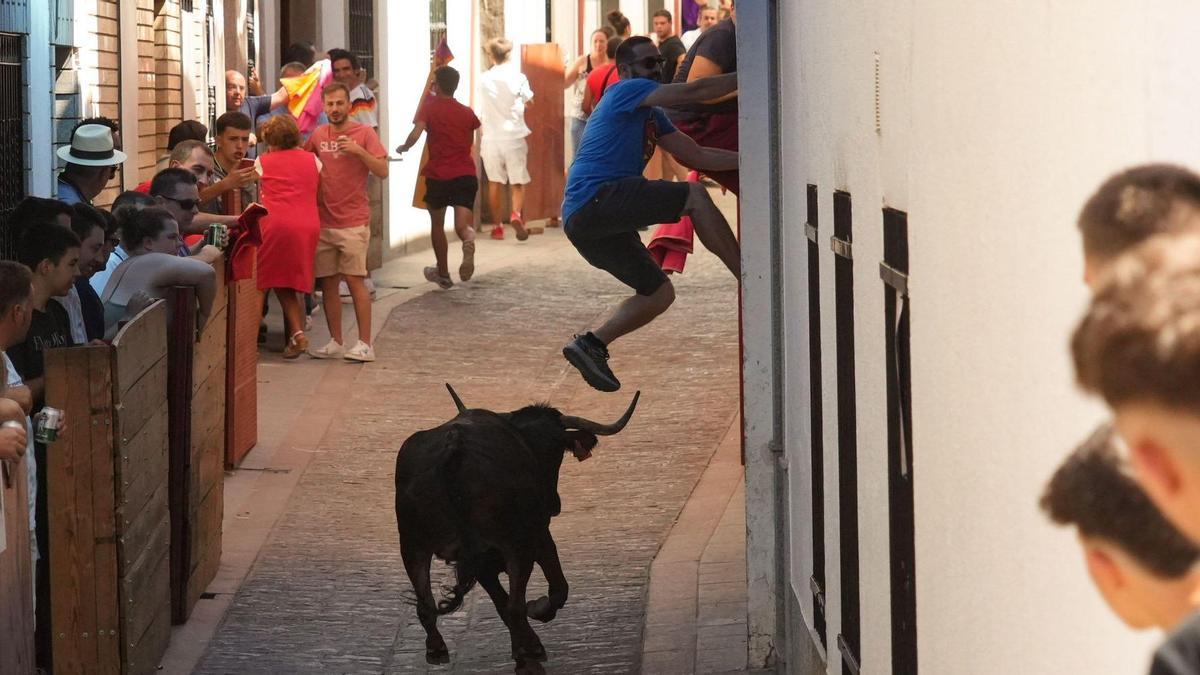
[521,43,566,224]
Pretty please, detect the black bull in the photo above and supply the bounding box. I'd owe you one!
[394,384,640,673]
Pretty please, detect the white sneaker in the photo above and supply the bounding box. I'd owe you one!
[309,339,344,359]
[344,340,376,362]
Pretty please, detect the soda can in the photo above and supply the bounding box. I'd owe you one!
[36,407,63,444]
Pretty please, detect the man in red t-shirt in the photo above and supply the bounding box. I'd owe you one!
[303,82,389,362]
[397,66,481,289]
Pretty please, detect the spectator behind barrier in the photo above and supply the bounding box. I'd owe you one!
[150,168,226,259]
[1077,164,1200,290]
[63,204,107,342]
[1042,424,1200,632]
[101,207,217,339]
[0,261,33,463]
[90,191,156,296]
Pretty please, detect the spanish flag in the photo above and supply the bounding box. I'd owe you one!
[281,60,334,136]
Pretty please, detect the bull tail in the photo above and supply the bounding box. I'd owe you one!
[435,426,479,615]
[435,561,478,615]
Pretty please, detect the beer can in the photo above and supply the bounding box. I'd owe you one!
[35,406,63,444]
[204,223,227,248]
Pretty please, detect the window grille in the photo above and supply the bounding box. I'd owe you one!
[349,0,377,78]
[427,0,447,63]
[0,33,24,259]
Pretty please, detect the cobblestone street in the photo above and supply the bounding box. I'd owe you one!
[192,227,741,674]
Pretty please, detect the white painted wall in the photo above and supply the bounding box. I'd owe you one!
[504,1,547,53]
[316,1,347,53]
[378,0,433,251]
[742,1,1200,672]
[27,1,52,195]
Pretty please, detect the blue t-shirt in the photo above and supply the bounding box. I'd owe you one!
[561,78,677,223]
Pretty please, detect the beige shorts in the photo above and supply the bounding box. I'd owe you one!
[480,138,531,185]
[314,225,369,278]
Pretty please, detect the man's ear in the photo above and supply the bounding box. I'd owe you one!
[1084,543,1124,593]
[1130,439,1183,498]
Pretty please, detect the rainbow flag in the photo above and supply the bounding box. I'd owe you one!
[281,59,333,135]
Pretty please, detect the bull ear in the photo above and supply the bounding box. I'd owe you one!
[445,383,467,414]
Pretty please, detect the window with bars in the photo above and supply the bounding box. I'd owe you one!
[428,0,447,62]
[349,0,377,78]
[0,33,24,259]
[832,190,860,675]
[882,207,916,674]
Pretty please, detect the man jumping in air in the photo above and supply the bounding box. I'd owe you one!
[561,36,739,392]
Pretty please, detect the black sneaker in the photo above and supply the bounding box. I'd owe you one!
[563,335,621,392]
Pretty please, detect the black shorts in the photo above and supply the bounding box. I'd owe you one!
[424,175,478,210]
[565,177,690,296]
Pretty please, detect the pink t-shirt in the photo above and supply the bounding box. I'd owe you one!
[304,122,387,228]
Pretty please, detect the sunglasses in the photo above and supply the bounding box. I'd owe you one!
[160,195,201,211]
[636,56,667,69]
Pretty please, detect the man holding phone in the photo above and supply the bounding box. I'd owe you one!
[201,112,260,216]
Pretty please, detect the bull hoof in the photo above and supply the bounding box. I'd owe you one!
[527,596,558,623]
[514,660,546,675]
[512,642,547,663]
[425,646,450,664]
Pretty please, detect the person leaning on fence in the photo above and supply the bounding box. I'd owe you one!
[255,114,322,359]
[90,191,156,296]
[201,112,260,215]
[150,168,226,260]
[101,206,217,340]
[61,204,108,342]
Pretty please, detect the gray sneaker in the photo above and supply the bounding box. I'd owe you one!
[562,335,620,392]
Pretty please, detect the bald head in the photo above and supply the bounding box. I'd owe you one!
[225,70,248,110]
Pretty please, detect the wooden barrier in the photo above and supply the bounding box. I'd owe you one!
[44,301,171,675]
[521,43,566,227]
[220,191,259,469]
[0,451,35,673]
[167,258,228,624]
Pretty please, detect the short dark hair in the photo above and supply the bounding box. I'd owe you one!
[167,120,208,150]
[215,111,252,135]
[434,66,461,95]
[99,207,118,239]
[0,261,32,316]
[72,116,119,136]
[606,36,624,60]
[119,206,175,251]
[111,190,156,219]
[1042,424,1200,578]
[322,82,350,100]
[149,167,198,198]
[328,48,360,71]
[9,196,72,233]
[69,203,106,241]
[653,9,672,22]
[1078,164,1200,262]
[616,36,653,66]
[17,223,79,271]
[283,42,316,68]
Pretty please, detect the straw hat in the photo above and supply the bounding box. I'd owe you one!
[56,124,128,166]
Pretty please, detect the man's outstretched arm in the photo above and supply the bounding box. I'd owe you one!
[639,72,737,109]
[657,130,738,172]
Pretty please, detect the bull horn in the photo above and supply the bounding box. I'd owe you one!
[445,383,467,414]
[561,391,640,436]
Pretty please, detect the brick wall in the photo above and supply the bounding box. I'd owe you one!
[91,0,122,207]
[154,1,183,166]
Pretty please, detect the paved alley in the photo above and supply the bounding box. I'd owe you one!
[189,224,742,674]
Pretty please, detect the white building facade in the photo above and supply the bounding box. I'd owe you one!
[739,1,1200,673]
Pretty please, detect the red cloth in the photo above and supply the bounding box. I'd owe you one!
[254,149,320,292]
[674,112,739,196]
[648,171,699,274]
[416,95,480,180]
[587,63,620,105]
[228,203,265,281]
[134,180,151,194]
[303,122,387,228]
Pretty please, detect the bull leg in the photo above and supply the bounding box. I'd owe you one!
[527,533,569,623]
[476,552,512,627]
[400,543,450,664]
[504,552,547,670]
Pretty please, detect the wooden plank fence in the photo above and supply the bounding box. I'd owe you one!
[0,447,35,673]
[167,257,227,623]
[43,301,171,675]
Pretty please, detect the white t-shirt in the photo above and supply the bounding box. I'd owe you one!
[682,28,703,51]
[4,354,35,539]
[54,286,87,344]
[477,61,534,141]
